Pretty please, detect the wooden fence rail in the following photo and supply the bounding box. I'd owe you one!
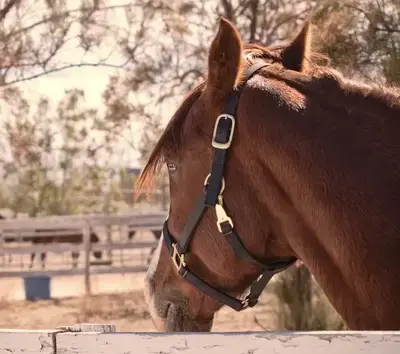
[0,324,400,354]
[0,212,167,229]
[0,239,158,256]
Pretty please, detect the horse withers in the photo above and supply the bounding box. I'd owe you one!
[139,18,400,331]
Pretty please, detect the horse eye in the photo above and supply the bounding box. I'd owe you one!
[166,162,177,172]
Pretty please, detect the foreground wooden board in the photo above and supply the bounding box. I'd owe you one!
[57,331,400,354]
[1,329,400,354]
[0,329,56,354]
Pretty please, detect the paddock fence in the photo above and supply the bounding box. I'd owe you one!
[0,212,167,294]
[0,323,399,354]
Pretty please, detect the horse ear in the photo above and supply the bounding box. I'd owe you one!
[205,17,243,100]
[281,22,312,72]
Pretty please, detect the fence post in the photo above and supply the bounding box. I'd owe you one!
[120,224,129,266]
[83,224,91,296]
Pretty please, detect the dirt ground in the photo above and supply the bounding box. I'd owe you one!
[0,273,278,332]
[0,228,279,332]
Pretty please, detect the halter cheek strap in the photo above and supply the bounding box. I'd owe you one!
[162,62,297,312]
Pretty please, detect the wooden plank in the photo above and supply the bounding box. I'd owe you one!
[126,223,163,230]
[55,331,400,354]
[89,215,166,227]
[0,329,56,354]
[0,241,157,256]
[0,223,163,237]
[0,243,84,255]
[1,327,400,354]
[0,211,165,222]
[0,265,148,278]
[0,212,166,230]
[0,224,162,242]
[91,241,157,251]
[1,230,84,240]
[0,219,87,230]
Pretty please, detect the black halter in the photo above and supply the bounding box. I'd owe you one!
[162,62,297,312]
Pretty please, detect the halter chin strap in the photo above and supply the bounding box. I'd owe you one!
[162,62,297,312]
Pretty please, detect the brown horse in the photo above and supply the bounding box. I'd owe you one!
[29,229,102,269]
[2,230,102,269]
[139,18,400,332]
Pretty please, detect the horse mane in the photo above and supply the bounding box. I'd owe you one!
[136,82,206,196]
[242,43,400,104]
[136,42,400,198]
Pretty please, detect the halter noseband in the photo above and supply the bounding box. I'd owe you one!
[162,62,297,312]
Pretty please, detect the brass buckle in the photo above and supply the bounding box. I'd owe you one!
[171,243,186,271]
[215,202,234,233]
[212,114,235,149]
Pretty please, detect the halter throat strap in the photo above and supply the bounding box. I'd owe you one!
[162,61,297,312]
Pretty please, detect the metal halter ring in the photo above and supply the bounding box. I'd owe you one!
[203,173,226,194]
[171,243,186,271]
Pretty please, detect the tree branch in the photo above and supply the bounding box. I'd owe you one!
[4,2,139,40]
[248,0,259,42]
[1,59,130,86]
[0,0,19,22]
[220,0,235,22]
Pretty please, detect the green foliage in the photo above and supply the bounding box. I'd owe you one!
[0,84,131,216]
[312,0,400,83]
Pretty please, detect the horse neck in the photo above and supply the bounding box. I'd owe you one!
[235,71,400,329]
